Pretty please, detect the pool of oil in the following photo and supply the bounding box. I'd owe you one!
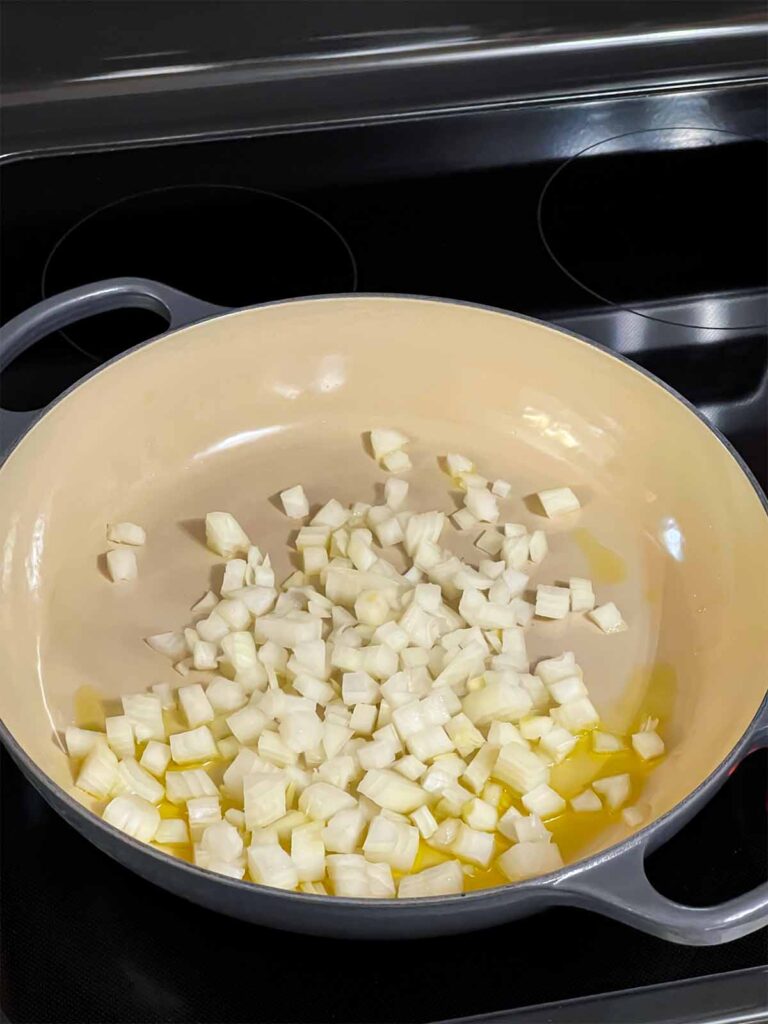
[571,528,627,584]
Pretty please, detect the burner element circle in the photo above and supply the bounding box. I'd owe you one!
[537,127,767,331]
[42,184,358,361]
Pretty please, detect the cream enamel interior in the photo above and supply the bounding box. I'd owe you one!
[1,295,766,868]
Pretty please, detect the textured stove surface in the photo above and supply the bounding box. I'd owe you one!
[0,100,766,1023]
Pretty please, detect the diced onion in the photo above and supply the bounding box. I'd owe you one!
[631,730,665,760]
[103,794,160,842]
[570,788,602,813]
[536,487,580,518]
[155,818,189,845]
[139,740,172,777]
[205,512,251,558]
[588,602,628,634]
[105,715,135,760]
[280,485,310,520]
[107,522,146,546]
[169,725,218,765]
[106,548,137,582]
[65,726,105,760]
[77,742,118,799]
[75,434,657,897]
[398,860,463,897]
[593,773,631,810]
[497,841,563,881]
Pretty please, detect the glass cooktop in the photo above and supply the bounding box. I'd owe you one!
[1,94,766,1024]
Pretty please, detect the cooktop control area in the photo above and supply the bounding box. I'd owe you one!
[1,101,766,1023]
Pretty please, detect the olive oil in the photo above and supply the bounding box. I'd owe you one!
[572,528,627,584]
[73,685,107,730]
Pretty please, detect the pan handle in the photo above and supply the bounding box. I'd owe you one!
[0,277,227,452]
[554,695,768,945]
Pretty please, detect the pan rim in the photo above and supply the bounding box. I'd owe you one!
[1,288,766,909]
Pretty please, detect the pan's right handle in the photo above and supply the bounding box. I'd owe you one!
[0,277,227,453]
[554,694,768,945]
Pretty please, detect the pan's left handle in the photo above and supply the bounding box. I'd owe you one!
[0,277,227,453]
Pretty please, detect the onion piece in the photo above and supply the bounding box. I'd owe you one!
[169,725,218,765]
[493,742,549,793]
[363,814,419,871]
[497,840,563,881]
[105,715,135,760]
[166,768,218,805]
[593,773,631,810]
[205,512,251,558]
[631,730,665,761]
[535,585,570,620]
[107,522,146,546]
[103,794,160,843]
[382,450,412,473]
[358,769,427,813]
[139,740,172,777]
[588,602,628,634]
[155,818,190,845]
[65,726,106,760]
[76,742,118,799]
[570,788,602,813]
[247,843,299,891]
[536,487,580,518]
[106,548,137,582]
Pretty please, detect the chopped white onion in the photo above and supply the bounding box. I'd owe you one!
[370,428,409,462]
[631,730,665,760]
[155,818,189,845]
[363,813,419,871]
[463,797,498,832]
[589,602,628,634]
[248,843,299,890]
[105,715,135,760]
[103,794,160,842]
[461,743,499,794]
[593,773,631,810]
[205,512,251,558]
[358,769,427,813]
[521,783,566,819]
[497,840,563,881]
[464,487,499,524]
[381,450,412,473]
[569,576,595,612]
[493,742,549,793]
[552,697,600,733]
[327,853,394,897]
[280,485,310,519]
[591,730,626,753]
[570,788,602,812]
[535,585,570,620]
[113,758,165,804]
[106,548,138,583]
[169,725,218,765]
[65,726,106,760]
[528,530,548,564]
[621,803,649,828]
[536,487,580,518]
[107,521,146,546]
[539,726,577,763]
[451,822,495,867]
[299,782,357,821]
[166,768,218,805]
[77,742,118,799]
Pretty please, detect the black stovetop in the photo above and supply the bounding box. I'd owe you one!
[1,100,766,1024]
